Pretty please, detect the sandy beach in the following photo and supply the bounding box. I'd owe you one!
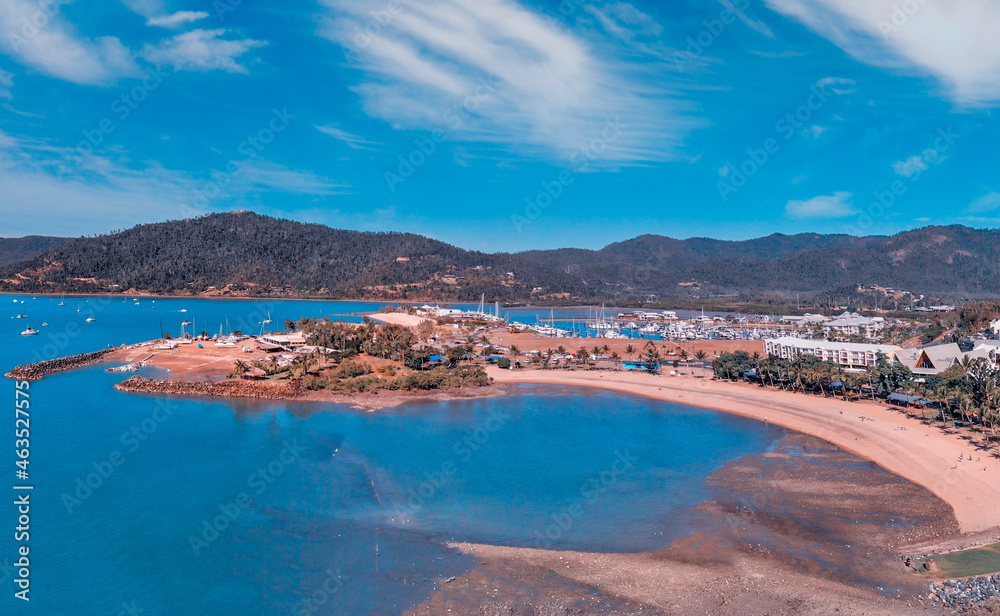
[366,312,431,327]
[486,366,1000,536]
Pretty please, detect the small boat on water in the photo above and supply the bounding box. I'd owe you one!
[41,322,49,327]
[263,310,272,324]
[58,300,66,306]
[86,317,97,323]
[15,313,27,319]
[179,309,188,313]
[21,327,38,336]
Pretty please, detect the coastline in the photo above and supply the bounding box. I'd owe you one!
[485,366,1000,536]
[410,433,963,616]
[17,338,999,536]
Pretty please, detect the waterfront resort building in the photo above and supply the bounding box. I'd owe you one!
[764,337,901,370]
[822,312,886,339]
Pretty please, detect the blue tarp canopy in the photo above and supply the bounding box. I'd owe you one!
[887,392,929,405]
[428,355,446,361]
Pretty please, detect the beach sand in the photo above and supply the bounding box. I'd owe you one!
[409,433,961,616]
[367,312,431,327]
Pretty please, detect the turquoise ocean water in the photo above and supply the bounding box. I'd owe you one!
[0,295,784,615]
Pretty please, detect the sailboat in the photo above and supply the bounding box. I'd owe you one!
[263,310,272,324]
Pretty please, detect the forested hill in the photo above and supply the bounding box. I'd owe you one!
[2,212,999,302]
[0,236,69,269]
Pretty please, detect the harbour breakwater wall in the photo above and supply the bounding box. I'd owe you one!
[930,574,1000,608]
[5,348,117,381]
[114,375,303,400]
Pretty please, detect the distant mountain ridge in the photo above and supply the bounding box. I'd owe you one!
[0,236,69,269]
[1,212,998,302]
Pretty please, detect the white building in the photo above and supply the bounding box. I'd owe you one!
[259,333,308,350]
[779,313,830,326]
[894,343,994,376]
[765,337,900,369]
[822,312,885,338]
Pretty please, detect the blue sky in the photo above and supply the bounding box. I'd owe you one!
[0,0,998,251]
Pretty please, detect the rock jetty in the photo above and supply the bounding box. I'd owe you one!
[930,574,1000,608]
[114,375,302,399]
[5,348,117,381]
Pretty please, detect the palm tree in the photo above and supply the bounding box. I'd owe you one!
[231,360,249,379]
[509,345,521,368]
[610,351,621,368]
[625,344,636,361]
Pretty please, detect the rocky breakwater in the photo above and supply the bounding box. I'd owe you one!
[930,574,1000,608]
[114,375,303,400]
[5,348,117,381]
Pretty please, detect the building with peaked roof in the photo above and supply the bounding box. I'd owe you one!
[893,343,994,376]
[764,337,900,369]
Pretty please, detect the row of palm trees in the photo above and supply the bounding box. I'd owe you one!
[713,351,1000,446]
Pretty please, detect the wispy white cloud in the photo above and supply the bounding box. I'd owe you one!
[586,3,663,40]
[0,130,345,237]
[967,191,1000,214]
[0,0,139,85]
[315,125,382,150]
[141,29,267,73]
[815,76,855,95]
[763,0,1000,105]
[0,69,12,99]
[785,191,857,219]
[318,0,698,165]
[751,49,808,59]
[892,154,927,178]
[237,162,348,196]
[147,11,210,28]
[118,0,208,28]
[718,0,774,38]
